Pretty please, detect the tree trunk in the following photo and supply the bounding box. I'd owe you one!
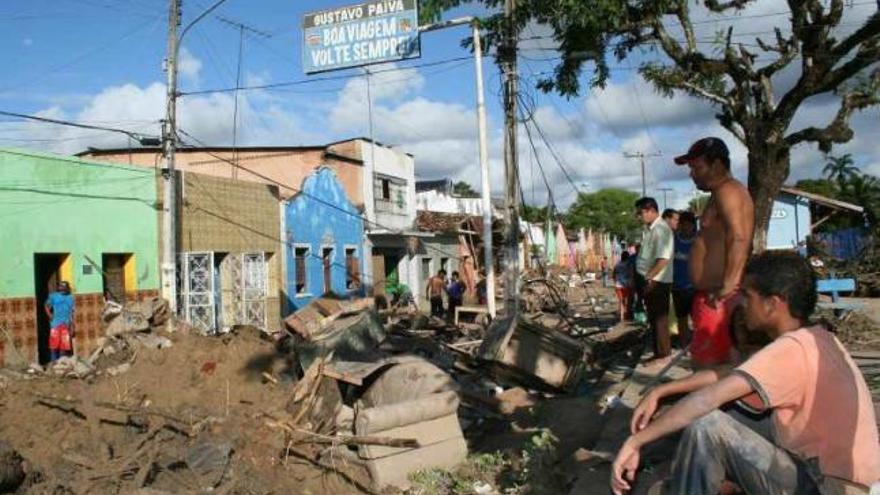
[747,145,791,252]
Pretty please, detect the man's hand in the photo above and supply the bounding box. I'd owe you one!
[630,389,661,434]
[708,286,738,309]
[611,437,641,495]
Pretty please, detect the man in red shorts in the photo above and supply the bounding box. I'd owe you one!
[674,137,754,366]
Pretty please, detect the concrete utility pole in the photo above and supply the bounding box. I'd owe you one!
[624,151,661,197]
[418,17,496,317]
[161,0,180,312]
[162,0,230,313]
[657,187,674,209]
[501,0,521,317]
[472,22,496,318]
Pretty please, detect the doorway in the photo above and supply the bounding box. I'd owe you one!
[33,253,70,365]
[322,247,333,295]
[102,253,130,303]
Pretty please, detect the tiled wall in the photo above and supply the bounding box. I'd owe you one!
[0,289,160,367]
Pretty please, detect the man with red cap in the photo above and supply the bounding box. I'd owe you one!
[674,137,754,367]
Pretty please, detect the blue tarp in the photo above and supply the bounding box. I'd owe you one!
[812,228,871,260]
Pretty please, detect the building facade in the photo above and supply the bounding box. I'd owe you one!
[285,167,365,311]
[171,171,282,333]
[0,148,161,365]
[80,138,420,299]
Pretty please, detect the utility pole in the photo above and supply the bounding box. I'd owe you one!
[161,0,230,314]
[623,151,661,197]
[657,187,674,209]
[418,17,496,317]
[161,0,180,313]
[501,0,520,318]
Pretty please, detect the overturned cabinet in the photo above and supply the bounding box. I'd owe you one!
[479,315,589,391]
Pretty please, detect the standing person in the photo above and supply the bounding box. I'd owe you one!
[674,137,754,366]
[476,269,488,306]
[611,252,880,495]
[446,271,465,321]
[425,269,447,318]
[44,281,75,362]
[600,256,609,288]
[662,209,680,231]
[672,211,698,347]
[635,197,675,360]
[613,252,635,322]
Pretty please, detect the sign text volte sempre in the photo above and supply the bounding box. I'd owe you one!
[302,0,420,74]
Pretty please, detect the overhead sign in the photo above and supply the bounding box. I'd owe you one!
[302,0,420,74]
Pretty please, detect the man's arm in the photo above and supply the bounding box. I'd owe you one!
[611,374,753,494]
[44,302,52,320]
[644,258,669,282]
[631,368,731,434]
[716,184,754,296]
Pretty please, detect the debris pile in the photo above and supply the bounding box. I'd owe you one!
[0,281,648,494]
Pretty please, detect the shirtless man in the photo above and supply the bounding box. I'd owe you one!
[674,137,754,366]
[425,269,447,318]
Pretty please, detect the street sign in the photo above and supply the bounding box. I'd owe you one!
[302,0,420,74]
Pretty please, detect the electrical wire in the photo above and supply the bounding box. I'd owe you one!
[0,110,159,142]
[175,128,467,262]
[180,56,473,96]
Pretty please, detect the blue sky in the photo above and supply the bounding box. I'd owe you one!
[1,0,878,210]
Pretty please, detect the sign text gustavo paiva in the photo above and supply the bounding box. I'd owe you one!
[302,0,420,74]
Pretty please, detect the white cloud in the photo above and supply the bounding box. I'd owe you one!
[178,47,203,85]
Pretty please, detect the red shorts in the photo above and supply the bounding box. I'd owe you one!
[615,287,632,300]
[49,324,72,352]
[690,291,740,366]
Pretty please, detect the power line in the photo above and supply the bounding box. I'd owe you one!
[180,56,473,96]
[175,128,466,261]
[0,110,159,142]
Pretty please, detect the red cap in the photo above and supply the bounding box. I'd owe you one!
[674,137,729,165]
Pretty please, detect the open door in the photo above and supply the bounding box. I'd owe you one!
[33,253,70,364]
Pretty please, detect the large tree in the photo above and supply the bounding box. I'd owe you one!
[566,188,642,240]
[422,0,880,249]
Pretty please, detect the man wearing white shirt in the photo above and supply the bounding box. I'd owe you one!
[635,197,675,359]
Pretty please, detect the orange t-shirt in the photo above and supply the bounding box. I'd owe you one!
[736,325,880,486]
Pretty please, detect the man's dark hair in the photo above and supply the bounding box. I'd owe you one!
[679,211,697,225]
[438,269,447,276]
[452,271,460,278]
[744,251,817,321]
[661,208,678,219]
[620,251,630,261]
[635,197,659,212]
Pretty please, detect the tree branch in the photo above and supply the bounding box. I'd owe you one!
[705,0,752,13]
[785,68,880,150]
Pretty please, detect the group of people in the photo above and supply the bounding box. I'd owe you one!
[612,203,700,359]
[607,137,880,494]
[425,269,466,319]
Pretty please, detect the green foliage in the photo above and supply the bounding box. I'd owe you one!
[688,195,710,216]
[407,452,509,495]
[453,181,480,198]
[795,178,838,199]
[823,154,859,187]
[521,203,550,223]
[566,188,641,241]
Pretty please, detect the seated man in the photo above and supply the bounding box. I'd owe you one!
[611,251,880,495]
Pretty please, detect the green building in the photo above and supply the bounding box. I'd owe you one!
[0,148,161,365]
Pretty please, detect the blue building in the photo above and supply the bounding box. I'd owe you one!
[767,186,864,251]
[285,167,365,311]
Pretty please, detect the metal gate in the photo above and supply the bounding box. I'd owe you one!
[179,252,216,333]
[241,252,267,329]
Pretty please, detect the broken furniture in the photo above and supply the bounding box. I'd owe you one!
[479,315,589,391]
[454,305,490,325]
[284,298,468,490]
